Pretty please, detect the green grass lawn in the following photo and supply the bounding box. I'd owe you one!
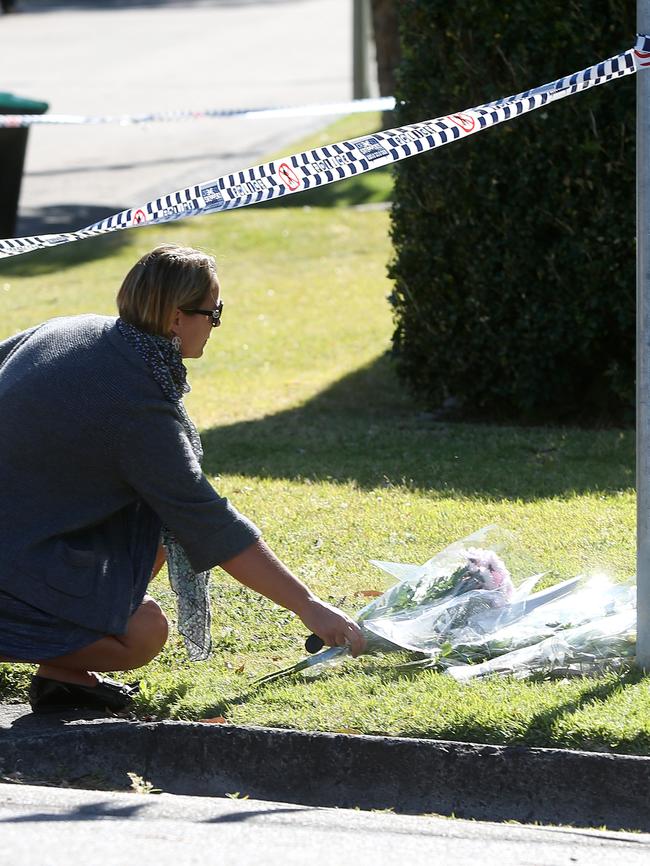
[0,114,647,754]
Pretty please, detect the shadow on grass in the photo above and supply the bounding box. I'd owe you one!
[202,352,635,500]
[0,204,135,277]
[519,668,650,754]
[167,664,650,758]
[422,669,650,755]
[157,685,262,723]
[257,168,393,211]
[388,666,650,755]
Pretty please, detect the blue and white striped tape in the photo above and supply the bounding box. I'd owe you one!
[1,37,647,261]
[0,96,395,128]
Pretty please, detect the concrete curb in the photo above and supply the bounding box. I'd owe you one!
[1,704,649,831]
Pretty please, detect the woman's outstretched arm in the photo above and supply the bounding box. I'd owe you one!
[220,538,366,656]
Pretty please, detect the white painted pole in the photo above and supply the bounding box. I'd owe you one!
[638,2,650,668]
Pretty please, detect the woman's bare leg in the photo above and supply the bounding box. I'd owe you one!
[33,595,169,685]
[0,546,169,685]
[0,595,168,682]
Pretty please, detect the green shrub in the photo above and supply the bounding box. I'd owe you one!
[389,1,636,423]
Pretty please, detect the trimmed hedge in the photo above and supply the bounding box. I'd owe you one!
[389,1,636,423]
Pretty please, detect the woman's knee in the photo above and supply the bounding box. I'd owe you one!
[141,595,169,632]
[123,596,169,668]
[139,596,169,651]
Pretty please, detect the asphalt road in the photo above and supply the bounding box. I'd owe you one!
[0,0,360,236]
[1,782,649,866]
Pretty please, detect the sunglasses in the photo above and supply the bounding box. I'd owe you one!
[179,298,223,327]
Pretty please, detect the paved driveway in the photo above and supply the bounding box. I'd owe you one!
[0,0,355,235]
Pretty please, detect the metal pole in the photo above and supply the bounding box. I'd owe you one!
[352,0,371,99]
[638,0,650,668]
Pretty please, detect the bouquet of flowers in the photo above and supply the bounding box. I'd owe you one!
[443,576,635,681]
[357,544,515,655]
[255,526,636,686]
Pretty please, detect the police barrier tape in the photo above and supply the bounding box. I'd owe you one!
[0,97,396,128]
[1,37,647,260]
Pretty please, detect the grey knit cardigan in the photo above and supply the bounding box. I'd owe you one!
[0,315,260,635]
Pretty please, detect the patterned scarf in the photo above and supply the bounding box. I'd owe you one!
[116,318,211,661]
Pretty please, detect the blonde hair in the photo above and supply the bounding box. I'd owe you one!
[116,244,219,336]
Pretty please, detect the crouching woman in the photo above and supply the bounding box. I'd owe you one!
[0,244,364,713]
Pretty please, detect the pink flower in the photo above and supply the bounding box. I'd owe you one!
[464,548,514,601]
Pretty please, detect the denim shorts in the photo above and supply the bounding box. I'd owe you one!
[0,588,107,661]
[0,503,159,662]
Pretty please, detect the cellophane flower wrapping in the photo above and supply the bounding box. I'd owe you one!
[255,525,637,685]
[445,576,636,681]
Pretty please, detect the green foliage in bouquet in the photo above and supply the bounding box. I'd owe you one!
[363,564,471,617]
[390,0,635,423]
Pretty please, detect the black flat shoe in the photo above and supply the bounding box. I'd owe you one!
[28,675,139,714]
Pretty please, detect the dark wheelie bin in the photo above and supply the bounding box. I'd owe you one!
[0,92,49,238]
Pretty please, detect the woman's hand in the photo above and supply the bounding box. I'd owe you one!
[220,539,366,656]
[296,597,366,657]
